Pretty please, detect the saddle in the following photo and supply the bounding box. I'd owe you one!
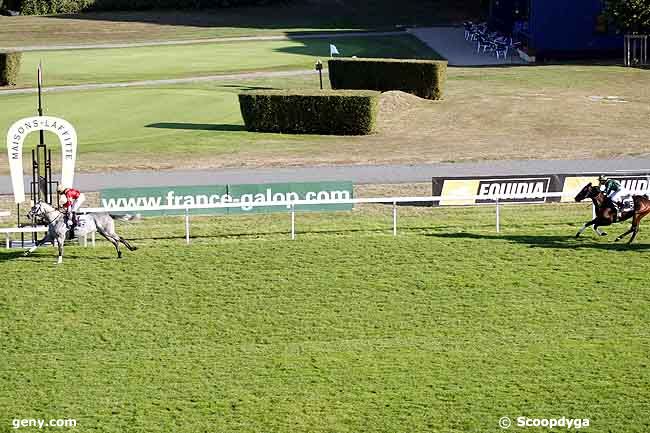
[608,197,634,221]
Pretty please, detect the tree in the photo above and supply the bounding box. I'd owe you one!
[604,0,650,34]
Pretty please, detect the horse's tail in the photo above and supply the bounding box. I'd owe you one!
[109,213,141,221]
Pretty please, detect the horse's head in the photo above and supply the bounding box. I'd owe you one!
[26,202,43,220]
[575,183,601,202]
[26,201,56,222]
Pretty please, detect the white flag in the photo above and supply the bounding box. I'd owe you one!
[329,44,340,56]
[38,61,43,87]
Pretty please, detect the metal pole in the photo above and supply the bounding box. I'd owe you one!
[37,63,44,148]
[184,208,190,245]
[495,198,500,233]
[392,201,397,236]
[291,205,296,240]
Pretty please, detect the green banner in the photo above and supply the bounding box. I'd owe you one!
[100,182,354,216]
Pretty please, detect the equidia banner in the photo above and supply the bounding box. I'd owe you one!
[432,173,650,206]
[100,182,354,216]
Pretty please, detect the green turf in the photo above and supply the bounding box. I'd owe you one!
[0,76,329,173]
[14,35,440,88]
[1,204,648,433]
[1,65,648,175]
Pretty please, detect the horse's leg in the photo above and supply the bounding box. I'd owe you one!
[97,228,121,258]
[56,234,65,264]
[614,226,634,242]
[118,236,137,251]
[24,234,51,256]
[576,218,602,237]
[628,225,640,244]
[576,219,594,237]
[627,213,644,244]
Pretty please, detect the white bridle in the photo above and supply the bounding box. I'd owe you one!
[28,202,63,224]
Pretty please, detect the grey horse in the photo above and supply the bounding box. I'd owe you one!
[25,201,137,264]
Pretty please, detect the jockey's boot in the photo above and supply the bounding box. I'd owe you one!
[623,198,634,213]
[610,201,621,220]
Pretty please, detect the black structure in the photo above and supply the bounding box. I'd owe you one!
[16,64,59,245]
[489,0,622,60]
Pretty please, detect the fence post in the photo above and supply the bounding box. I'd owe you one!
[392,201,397,236]
[290,204,296,240]
[185,208,190,245]
[495,198,500,233]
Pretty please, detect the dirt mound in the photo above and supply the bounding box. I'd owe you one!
[378,91,428,116]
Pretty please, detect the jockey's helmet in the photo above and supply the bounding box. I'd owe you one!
[57,185,66,194]
[598,175,608,184]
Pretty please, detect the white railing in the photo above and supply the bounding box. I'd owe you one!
[81,191,575,244]
[624,34,649,66]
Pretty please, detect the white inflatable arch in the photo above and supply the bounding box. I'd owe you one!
[6,116,77,204]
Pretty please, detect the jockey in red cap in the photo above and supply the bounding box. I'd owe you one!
[57,185,85,227]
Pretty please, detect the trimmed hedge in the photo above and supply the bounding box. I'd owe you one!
[0,52,21,86]
[239,89,380,135]
[328,58,448,100]
[19,0,93,14]
[16,0,277,14]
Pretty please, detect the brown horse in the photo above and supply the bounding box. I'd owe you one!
[574,183,650,244]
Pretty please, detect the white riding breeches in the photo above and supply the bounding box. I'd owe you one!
[609,189,629,203]
[71,193,86,212]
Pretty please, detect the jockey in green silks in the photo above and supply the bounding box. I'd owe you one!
[598,175,633,216]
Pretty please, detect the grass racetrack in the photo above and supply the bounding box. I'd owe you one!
[1,204,648,432]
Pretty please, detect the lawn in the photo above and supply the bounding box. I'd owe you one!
[0,0,483,48]
[1,65,649,175]
[1,203,648,433]
[9,34,439,88]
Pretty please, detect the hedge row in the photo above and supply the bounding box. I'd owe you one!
[238,90,380,135]
[14,0,275,14]
[21,0,95,14]
[0,52,21,86]
[328,58,448,100]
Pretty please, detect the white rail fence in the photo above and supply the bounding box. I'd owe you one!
[81,191,579,244]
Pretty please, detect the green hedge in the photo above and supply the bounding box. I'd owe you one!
[328,58,448,100]
[16,0,277,14]
[0,52,21,86]
[238,89,380,135]
[19,0,93,14]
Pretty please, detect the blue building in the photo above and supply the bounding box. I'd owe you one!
[489,0,623,60]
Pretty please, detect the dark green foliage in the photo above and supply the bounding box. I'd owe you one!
[17,0,280,14]
[19,0,93,14]
[328,58,448,100]
[238,89,379,135]
[604,0,650,34]
[0,52,21,86]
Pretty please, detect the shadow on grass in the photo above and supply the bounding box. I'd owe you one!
[128,226,441,242]
[0,251,27,262]
[219,84,279,91]
[427,232,650,251]
[146,122,246,131]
